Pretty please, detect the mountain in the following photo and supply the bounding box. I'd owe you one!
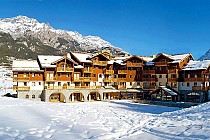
[0,16,127,62]
[198,49,210,60]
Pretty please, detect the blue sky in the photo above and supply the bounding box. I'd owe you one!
[0,0,210,59]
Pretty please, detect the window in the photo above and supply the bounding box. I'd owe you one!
[32,82,35,86]
[39,82,41,85]
[187,82,190,87]
[67,82,70,86]
[130,82,132,86]
[159,75,162,78]
[26,95,29,98]
[67,73,70,77]
[137,82,140,86]
[99,74,102,78]
[93,74,96,77]
[194,82,197,86]
[130,75,132,78]
[32,95,35,99]
[58,73,61,77]
[24,82,27,86]
[32,73,35,77]
[58,82,61,86]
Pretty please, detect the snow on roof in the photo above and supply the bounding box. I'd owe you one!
[38,55,62,68]
[12,60,42,71]
[139,56,153,62]
[71,52,92,63]
[159,86,177,96]
[182,60,210,70]
[108,56,129,65]
[170,53,191,63]
[74,65,84,69]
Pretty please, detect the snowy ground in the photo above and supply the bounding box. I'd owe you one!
[0,97,209,140]
[0,66,13,95]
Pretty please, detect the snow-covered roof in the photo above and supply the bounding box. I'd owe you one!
[170,53,191,63]
[12,60,42,72]
[38,55,62,68]
[159,86,177,96]
[71,52,92,63]
[74,65,84,69]
[108,56,129,65]
[139,56,153,62]
[182,60,210,70]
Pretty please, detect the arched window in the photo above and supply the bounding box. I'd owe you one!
[32,95,35,99]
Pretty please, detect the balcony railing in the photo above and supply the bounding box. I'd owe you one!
[168,69,178,73]
[104,78,114,82]
[118,78,127,82]
[118,70,127,74]
[13,86,30,91]
[92,60,107,66]
[84,68,93,73]
[45,77,56,82]
[83,77,92,82]
[57,67,74,72]
[127,62,143,67]
[13,77,30,81]
[168,78,177,82]
[73,77,83,82]
[155,62,168,66]
[104,70,114,74]
[184,77,205,82]
[192,86,209,91]
[143,70,155,74]
[142,78,157,82]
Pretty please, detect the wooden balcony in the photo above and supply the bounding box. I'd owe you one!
[104,78,114,82]
[143,70,155,74]
[118,78,127,82]
[45,77,56,82]
[143,85,156,90]
[73,77,83,82]
[184,77,204,82]
[13,77,30,81]
[104,70,114,74]
[45,86,63,90]
[84,68,93,73]
[93,60,107,66]
[13,86,30,91]
[118,70,127,74]
[83,77,92,82]
[168,69,178,73]
[142,78,157,82]
[168,78,177,82]
[127,62,143,67]
[192,86,209,91]
[155,62,168,66]
[57,67,74,72]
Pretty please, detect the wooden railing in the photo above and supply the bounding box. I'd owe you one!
[184,77,205,82]
[73,77,83,82]
[45,77,56,81]
[13,77,30,81]
[143,70,155,74]
[84,68,93,73]
[155,62,168,66]
[83,77,92,81]
[13,86,30,91]
[45,85,103,90]
[104,78,114,82]
[142,78,157,82]
[57,67,74,72]
[118,70,127,74]
[118,78,127,81]
[192,86,209,91]
[168,69,178,73]
[127,62,143,67]
[92,60,107,66]
[168,78,177,82]
[104,70,114,74]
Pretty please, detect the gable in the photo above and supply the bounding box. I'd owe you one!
[152,53,173,62]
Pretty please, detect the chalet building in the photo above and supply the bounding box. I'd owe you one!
[179,60,210,102]
[12,51,210,103]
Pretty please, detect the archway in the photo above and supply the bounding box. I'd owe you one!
[69,92,84,102]
[49,92,66,103]
[87,91,101,101]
